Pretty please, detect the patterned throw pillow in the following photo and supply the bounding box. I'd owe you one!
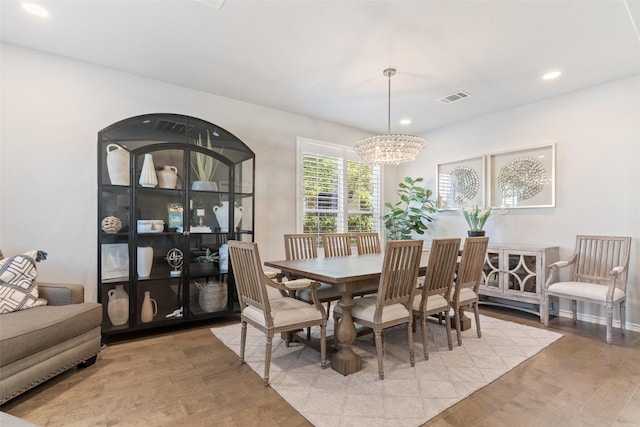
[0,251,47,314]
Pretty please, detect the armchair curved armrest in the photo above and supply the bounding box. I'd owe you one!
[544,253,578,290]
[609,265,625,277]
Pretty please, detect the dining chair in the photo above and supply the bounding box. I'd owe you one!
[322,233,352,257]
[228,240,327,386]
[412,238,461,360]
[543,235,631,344]
[284,233,318,261]
[334,239,424,379]
[284,234,341,338]
[356,232,382,255]
[451,236,489,346]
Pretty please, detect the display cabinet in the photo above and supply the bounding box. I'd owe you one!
[97,114,254,339]
[478,244,559,322]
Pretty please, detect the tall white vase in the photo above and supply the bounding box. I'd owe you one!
[139,153,158,187]
[140,290,157,323]
[137,246,153,278]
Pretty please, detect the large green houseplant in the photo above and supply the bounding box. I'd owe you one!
[382,177,437,240]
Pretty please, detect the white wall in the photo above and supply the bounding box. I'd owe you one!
[397,74,640,330]
[0,44,370,301]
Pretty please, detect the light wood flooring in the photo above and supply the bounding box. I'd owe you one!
[2,307,639,426]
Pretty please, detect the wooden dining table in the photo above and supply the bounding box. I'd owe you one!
[264,252,430,376]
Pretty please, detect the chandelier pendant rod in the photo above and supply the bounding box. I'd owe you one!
[384,68,396,135]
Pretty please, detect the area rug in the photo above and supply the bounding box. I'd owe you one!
[211,314,562,427]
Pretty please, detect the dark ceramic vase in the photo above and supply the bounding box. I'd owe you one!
[467,230,486,237]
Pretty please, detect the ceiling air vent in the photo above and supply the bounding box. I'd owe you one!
[437,91,471,104]
[153,119,193,135]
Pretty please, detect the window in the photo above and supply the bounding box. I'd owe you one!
[297,138,381,242]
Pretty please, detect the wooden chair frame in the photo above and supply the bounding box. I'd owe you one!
[356,232,382,255]
[542,235,631,344]
[334,239,424,379]
[413,238,461,359]
[451,237,489,346]
[322,233,352,257]
[228,240,327,386]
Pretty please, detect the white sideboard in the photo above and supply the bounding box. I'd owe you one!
[478,244,559,322]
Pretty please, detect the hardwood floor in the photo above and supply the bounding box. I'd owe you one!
[2,307,639,426]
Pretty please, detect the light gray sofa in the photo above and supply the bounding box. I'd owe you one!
[0,283,102,404]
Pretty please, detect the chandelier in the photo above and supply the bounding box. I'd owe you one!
[354,68,426,165]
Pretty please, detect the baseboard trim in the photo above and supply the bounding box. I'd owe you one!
[556,309,640,333]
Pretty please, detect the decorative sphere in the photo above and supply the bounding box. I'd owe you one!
[101,216,122,234]
[166,248,184,270]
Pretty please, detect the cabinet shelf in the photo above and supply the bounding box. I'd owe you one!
[98,114,254,340]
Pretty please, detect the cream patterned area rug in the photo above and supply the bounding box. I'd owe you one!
[211,314,562,427]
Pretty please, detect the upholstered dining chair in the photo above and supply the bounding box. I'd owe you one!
[356,232,382,255]
[412,238,461,360]
[451,236,489,346]
[322,233,352,257]
[334,239,424,380]
[543,235,631,344]
[283,234,341,339]
[228,240,327,386]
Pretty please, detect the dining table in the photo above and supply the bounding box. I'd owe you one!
[264,252,431,376]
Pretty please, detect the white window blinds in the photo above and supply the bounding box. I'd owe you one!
[298,138,381,240]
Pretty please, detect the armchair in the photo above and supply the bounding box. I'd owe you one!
[543,235,631,344]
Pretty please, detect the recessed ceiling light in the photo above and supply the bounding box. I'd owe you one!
[542,71,562,80]
[22,2,49,17]
[400,119,411,125]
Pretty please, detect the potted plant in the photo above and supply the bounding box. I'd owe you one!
[382,177,437,240]
[462,205,491,236]
[191,130,221,191]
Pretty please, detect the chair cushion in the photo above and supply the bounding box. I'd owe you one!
[413,294,448,313]
[0,252,47,314]
[334,295,410,323]
[296,283,341,302]
[547,281,625,303]
[451,287,477,305]
[242,297,323,328]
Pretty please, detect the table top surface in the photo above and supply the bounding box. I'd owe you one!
[264,252,430,284]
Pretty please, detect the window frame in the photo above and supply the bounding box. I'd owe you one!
[296,137,383,237]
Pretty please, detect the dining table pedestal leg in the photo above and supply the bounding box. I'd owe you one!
[331,290,361,375]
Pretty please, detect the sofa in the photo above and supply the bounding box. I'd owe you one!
[0,282,102,404]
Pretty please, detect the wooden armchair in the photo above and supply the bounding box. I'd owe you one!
[542,235,631,344]
[451,237,489,346]
[412,238,461,360]
[334,239,424,379]
[228,241,327,386]
[356,232,382,255]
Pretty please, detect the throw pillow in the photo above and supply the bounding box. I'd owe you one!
[0,251,48,314]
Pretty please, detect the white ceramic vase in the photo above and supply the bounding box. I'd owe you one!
[137,246,153,278]
[157,165,178,189]
[212,202,243,232]
[106,144,130,186]
[139,153,158,187]
[140,290,157,323]
[107,285,129,326]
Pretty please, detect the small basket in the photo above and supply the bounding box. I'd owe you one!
[195,280,227,312]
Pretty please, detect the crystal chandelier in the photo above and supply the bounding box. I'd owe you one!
[354,68,426,165]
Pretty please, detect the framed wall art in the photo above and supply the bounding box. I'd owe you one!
[436,156,485,210]
[489,143,555,209]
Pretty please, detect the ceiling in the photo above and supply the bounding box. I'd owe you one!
[2,0,640,135]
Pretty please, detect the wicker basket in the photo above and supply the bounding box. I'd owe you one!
[196,280,227,312]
